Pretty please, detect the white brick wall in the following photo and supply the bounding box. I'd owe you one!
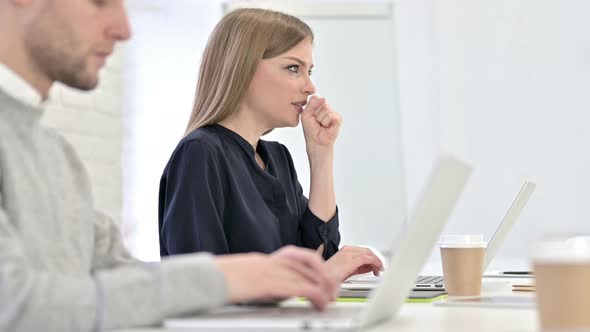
[42,49,125,227]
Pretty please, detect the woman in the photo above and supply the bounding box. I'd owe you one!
[159,8,382,282]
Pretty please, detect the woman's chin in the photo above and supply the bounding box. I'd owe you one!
[291,116,302,127]
[273,116,301,129]
[280,119,300,128]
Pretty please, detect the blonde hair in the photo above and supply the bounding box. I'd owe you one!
[184,8,314,136]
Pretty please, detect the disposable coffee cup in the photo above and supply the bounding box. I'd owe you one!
[440,234,487,297]
[532,236,590,331]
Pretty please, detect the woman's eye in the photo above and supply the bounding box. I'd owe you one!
[308,70,313,76]
[287,65,299,73]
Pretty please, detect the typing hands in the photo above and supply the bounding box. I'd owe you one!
[215,245,338,310]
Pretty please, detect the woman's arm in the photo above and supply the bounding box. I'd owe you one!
[301,96,342,221]
[307,148,337,221]
[296,96,343,258]
[300,97,383,281]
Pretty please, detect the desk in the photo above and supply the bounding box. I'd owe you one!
[367,277,537,332]
[112,277,539,332]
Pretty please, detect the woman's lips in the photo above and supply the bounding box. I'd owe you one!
[292,103,304,113]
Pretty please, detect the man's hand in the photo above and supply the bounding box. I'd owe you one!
[215,246,338,310]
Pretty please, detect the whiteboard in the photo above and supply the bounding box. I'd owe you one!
[226,1,406,250]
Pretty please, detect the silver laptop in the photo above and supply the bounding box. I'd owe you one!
[163,155,472,331]
[347,180,536,290]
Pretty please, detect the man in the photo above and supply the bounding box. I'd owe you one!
[0,0,339,331]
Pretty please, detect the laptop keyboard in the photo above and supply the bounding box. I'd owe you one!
[345,274,445,288]
[414,275,444,288]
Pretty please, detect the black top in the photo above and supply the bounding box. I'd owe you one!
[158,124,340,259]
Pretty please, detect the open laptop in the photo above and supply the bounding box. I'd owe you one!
[346,180,536,291]
[163,155,472,331]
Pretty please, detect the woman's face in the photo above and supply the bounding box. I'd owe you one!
[242,38,316,130]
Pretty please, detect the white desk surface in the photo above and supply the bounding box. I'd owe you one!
[367,277,537,332]
[111,277,539,332]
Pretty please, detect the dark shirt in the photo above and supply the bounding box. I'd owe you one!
[158,124,340,259]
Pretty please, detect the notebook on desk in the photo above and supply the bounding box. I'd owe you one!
[337,289,448,303]
[345,180,536,292]
[163,155,472,331]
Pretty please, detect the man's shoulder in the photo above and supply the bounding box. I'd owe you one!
[41,127,93,189]
[0,96,23,136]
[43,127,82,158]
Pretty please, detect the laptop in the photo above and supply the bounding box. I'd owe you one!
[346,180,536,291]
[163,155,472,331]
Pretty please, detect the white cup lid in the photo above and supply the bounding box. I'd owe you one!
[439,234,487,248]
[532,236,590,263]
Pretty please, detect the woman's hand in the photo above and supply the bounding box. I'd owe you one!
[324,245,384,283]
[216,245,338,310]
[301,96,342,158]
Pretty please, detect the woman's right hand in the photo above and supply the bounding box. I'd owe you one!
[301,96,343,159]
[215,245,338,310]
[324,245,384,283]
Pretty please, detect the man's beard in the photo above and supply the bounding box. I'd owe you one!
[24,13,99,91]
